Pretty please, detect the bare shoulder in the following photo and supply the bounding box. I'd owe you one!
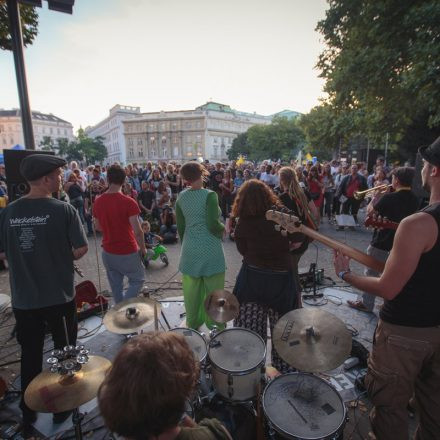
[398,211,438,251]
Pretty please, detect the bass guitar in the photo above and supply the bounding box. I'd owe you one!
[266,209,385,273]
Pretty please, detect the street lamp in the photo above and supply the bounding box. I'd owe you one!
[6,0,75,150]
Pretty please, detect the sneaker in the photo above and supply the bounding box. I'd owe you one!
[347,300,372,313]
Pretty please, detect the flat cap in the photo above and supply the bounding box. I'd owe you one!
[20,154,67,182]
[419,136,440,167]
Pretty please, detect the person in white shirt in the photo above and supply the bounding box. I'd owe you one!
[259,164,277,188]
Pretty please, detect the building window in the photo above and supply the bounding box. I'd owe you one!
[172,122,177,130]
[161,135,167,144]
[213,145,218,158]
[137,138,142,146]
[129,148,134,158]
[196,121,201,128]
[172,136,178,144]
[160,123,166,131]
[128,138,134,146]
[162,146,167,157]
[173,146,179,157]
[213,137,218,144]
[185,121,191,129]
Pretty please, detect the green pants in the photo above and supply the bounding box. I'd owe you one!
[182,272,225,330]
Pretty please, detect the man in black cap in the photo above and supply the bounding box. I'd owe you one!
[334,136,440,439]
[0,154,88,437]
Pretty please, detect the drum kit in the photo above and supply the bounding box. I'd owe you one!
[23,291,352,440]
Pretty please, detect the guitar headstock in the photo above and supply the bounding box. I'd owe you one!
[364,215,399,230]
[265,209,302,234]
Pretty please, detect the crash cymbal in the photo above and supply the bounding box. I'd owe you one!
[104,297,161,334]
[24,356,111,413]
[273,308,352,373]
[204,290,239,323]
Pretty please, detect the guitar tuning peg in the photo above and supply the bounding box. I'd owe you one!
[281,229,288,237]
[274,225,281,231]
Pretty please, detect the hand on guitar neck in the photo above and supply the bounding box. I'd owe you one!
[265,209,385,273]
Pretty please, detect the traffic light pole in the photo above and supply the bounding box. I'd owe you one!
[6,0,35,150]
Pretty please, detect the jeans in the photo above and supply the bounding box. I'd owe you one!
[357,245,389,311]
[13,300,78,421]
[322,191,334,218]
[159,224,177,235]
[70,196,85,224]
[102,250,145,304]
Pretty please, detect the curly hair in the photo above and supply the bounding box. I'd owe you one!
[98,332,199,439]
[231,179,280,218]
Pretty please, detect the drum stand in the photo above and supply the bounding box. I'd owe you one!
[72,408,85,440]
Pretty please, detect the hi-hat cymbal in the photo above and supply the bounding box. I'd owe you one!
[24,356,111,413]
[273,308,352,373]
[204,290,239,323]
[104,297,161,334]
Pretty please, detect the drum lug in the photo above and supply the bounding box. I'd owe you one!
[227,373,234,398]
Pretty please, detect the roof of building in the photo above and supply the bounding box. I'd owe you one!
[0,109,71,124]
[271,109,302,120]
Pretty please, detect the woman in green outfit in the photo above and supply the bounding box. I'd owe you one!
[176,161,226,330]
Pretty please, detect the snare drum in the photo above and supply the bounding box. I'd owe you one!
[262,373,347,440]
[169,328,207,363]
[208,328,266,401]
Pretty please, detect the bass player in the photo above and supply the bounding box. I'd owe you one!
[334,137,440,440]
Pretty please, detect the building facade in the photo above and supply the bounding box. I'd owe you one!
[85,105,141,165]
[122,102,273,164]
[0,109,75,152]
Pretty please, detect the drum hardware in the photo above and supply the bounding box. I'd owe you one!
[204,290,240,323]
[103,297,161,334]
[273,308,352,373]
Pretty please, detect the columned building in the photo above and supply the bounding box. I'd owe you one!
[85,105,141,165]
[122,102,273,164]
[0,109,75,151]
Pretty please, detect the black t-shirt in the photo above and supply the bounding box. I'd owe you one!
[0,197,87,309]
[68,183,83,200]
[371,190,420,251]
[210,170,224,191]
[166,173,178,194]
[138,189,155,210]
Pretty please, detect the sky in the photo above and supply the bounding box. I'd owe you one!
[1,0,329,131]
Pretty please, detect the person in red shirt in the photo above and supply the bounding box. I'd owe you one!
[335,163,368,228]
[93,165,146,304]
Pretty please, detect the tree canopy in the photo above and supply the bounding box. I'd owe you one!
[227,117,305,162]
[316,0,440,151]
[0,0,39,50]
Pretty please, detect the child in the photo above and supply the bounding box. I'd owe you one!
[141,221,162,259]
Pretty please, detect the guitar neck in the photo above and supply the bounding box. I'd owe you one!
[298,224,385,273]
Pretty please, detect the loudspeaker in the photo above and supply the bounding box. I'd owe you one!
[4,150,55,202]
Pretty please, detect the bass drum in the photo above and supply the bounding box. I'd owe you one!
[169,327,207,364]
[262,373,346,440]
[208,328,266,401]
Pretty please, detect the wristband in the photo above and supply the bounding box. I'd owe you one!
[338,270,351,280]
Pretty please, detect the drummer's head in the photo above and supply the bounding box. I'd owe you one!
[98,332,199,439]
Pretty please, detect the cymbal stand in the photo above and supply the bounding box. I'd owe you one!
[72,407,84,440]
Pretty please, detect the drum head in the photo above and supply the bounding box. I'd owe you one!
[169,328,207,362]
[208,328,266,372]
[263,373,346,439]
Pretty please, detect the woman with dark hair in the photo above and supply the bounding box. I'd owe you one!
[219,168,234,220]
[231,180,298,372]
[64,173,86,224]
[98,332,231,440]
[176,162,225,330]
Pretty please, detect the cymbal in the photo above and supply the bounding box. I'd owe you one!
[24,356,111,413]
[273,308,352,373]
[204,290,239,323]
[104,297,161,334]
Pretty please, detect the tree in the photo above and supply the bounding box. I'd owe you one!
[246,117,305,162]
[227,132,249,160]
[39,136,56,152]
[0,0,39,50]
[316,0,440,157]
[58,138,83,163]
